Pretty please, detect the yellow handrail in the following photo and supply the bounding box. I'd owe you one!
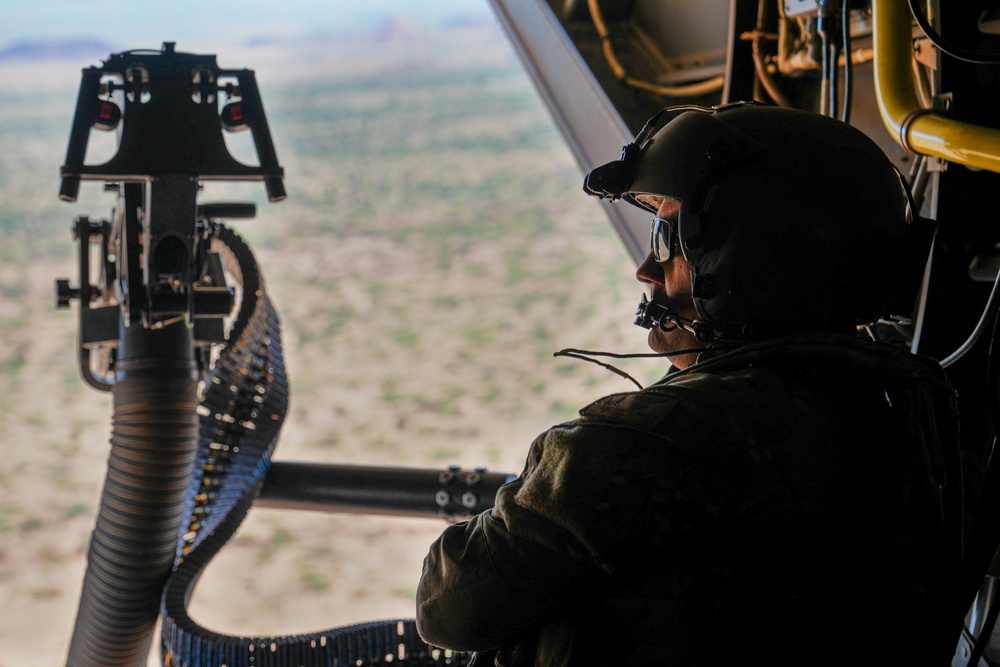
[873,0,1000,173]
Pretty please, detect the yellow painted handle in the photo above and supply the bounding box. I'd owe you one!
[873,0,1000,172]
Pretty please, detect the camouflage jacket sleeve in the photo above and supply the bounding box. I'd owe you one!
[415,396,678,652]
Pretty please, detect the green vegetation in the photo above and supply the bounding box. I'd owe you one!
[298,563,331,592]
[0,505,16,532]
[257,527,294,563]
[63,503,90,520]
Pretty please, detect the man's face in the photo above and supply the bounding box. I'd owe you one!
[635,198,701,369]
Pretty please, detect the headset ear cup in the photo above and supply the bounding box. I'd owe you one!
[676,207,704,263]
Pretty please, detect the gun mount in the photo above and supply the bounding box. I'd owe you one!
[58,41,284,203]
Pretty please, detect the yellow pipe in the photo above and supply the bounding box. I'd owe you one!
[873,0,1000,173]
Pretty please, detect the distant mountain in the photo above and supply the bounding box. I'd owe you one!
[243,12,497,50]
[371,16,424,42]
[0,38,116,62]
[442,13,496,30]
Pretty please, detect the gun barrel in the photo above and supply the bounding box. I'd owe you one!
[256,461,516,519]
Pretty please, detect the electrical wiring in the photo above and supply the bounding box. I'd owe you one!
[587,0,725,98]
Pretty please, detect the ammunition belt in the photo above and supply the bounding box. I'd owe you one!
[160,225,466,666]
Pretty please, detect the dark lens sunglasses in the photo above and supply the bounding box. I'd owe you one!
[650,217,679,263]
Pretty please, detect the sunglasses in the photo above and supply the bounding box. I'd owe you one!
[650,217,679,262]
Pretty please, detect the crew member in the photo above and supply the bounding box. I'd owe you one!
[416,103,963,666]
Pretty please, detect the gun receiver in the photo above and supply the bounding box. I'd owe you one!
[55,42,284,390]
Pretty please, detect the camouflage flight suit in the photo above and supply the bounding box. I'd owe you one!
[416,332,963,666]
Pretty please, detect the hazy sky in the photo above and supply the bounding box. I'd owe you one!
[0,0,494,47]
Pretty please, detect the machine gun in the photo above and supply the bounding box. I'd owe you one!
[56,42,510,667]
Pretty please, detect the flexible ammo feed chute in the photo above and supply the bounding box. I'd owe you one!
[158,225,467,667]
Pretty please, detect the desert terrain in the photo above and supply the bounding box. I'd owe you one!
[0,21,669,665]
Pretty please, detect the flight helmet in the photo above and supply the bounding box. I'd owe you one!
[584,102,909,342]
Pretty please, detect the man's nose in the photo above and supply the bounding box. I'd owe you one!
[635,251,664,285]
